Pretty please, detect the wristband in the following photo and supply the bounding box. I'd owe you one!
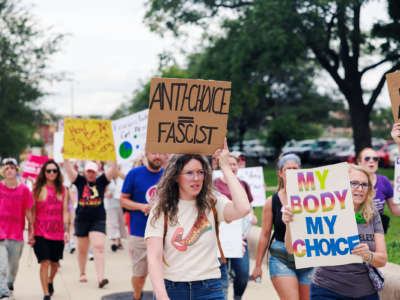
[366,251,373,264]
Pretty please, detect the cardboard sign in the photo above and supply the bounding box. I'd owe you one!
[146,78,231,154]
[394,157,400,204]
[63,118,116,161]
[386,71,400,121]
[286,163,362,269]
[53,131,64,163]
[22,155,50,180]
[111,109,148,163]
[218,219,243,258]
[213,167,267,207]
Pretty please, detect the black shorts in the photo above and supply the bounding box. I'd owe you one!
[33,236,64,263]
[74,219,106,237]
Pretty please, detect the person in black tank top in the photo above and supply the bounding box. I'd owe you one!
[251,153,313,300]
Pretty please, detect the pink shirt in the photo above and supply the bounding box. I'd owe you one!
[34,185,65,241]
[0,182,34,241]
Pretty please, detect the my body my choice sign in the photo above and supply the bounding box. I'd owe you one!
[286,163,362,269]
[146,78,231,154]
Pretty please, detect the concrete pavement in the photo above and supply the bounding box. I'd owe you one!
[12,232,279,300]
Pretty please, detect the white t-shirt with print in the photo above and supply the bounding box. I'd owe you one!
[145,194,230,282]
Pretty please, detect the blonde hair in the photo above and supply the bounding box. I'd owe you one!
[348,164,376,223]
[0,164,19,177]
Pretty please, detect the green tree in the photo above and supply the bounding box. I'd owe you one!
[0,0,63,158]
[145,0,400,154]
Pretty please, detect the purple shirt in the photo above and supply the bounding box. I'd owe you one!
[374,174,393,213]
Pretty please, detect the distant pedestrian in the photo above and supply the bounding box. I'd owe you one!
[0,158,34,299]
[32,160,69,300]
[64,159,117,288]
[356,147,400,233]
[251,153,313,300]
[120,153,166,300]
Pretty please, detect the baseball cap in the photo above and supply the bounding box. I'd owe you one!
[2,157,18,167]
[84,161,99,173]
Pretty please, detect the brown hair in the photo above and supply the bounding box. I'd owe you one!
[151,154,217,226]
[348,164,375,223]
[33,160,64,201]
[356,147,375,164]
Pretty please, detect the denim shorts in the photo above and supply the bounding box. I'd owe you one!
[164,278,225,300]
[269,240,313,285]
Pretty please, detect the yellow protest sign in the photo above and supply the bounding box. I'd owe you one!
[63,118,116,161]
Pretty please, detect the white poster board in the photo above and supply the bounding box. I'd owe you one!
[111,110,148,164]
[286,163,362,269]
[53,132,64,163]
[213,166,266,207]
[394,157,400,204]
[218,219,243,258]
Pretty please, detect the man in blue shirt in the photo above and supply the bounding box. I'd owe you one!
[120,153,166,300]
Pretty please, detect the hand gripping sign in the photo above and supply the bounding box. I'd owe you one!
[286,163,362,269]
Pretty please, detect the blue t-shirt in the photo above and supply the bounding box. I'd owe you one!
[121,165,163,237]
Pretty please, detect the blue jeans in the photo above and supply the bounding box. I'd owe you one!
[219,245,249,299]
[5,239,24,288]
[311,283,380,300]
[164,278,225,300]
[0,241,8,296]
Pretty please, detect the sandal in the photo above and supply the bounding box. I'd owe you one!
[98,278,109,288]
[79,274,88,283]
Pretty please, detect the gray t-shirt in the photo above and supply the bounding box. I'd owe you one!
[312,209,384,298]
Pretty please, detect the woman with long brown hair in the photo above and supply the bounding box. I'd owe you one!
[145,141,251,300]
[32,160,69,300]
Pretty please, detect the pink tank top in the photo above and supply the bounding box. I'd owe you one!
[34,185,65,241]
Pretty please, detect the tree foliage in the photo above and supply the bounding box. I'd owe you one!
[0,0,63,158]
[144,0,400,154]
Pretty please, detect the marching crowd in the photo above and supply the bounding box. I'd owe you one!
[1,124,400,300]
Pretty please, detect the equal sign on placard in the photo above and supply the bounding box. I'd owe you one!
[178,116,194,124]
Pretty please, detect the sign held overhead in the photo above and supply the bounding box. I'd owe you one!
[386,71,400,122]
[146,78,231,154]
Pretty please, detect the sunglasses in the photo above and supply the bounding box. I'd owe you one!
[364,156,378,162]
[45,169,58,174]
[1,157,17,167]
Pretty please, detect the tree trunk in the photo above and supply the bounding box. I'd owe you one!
[347,95,372,156]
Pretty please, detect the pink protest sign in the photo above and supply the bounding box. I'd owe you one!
[22,155,49,180]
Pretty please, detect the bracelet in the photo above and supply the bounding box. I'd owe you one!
[366,251,373,264]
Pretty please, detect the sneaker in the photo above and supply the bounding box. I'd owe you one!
[111,244,118,252]
[88,253,94,261]
[70,247,76,254]
[48,283,54,296]
[98,278,109,288]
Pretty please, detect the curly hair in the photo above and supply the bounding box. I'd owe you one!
[348,164,376,223]
[33,160,64,201]
[151,154,217,226]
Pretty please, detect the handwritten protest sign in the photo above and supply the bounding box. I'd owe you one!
[213,166,266,207]
[111,109,148,164]
[394,157,400,204]
[286,163,362,269]
[53,131,64,163]
[386,71,400,122]
[63,118,116,161]
[22,155,49,180]
[146,78,231,154]
[218,219,243,258]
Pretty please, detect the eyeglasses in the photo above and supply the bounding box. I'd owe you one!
[364,156,378,162]
[181,170,205,179]
[45,169,58,174]
[1,158,17,167]
[350,180,370,190]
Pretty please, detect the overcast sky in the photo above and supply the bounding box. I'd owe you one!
[25,0,391,118]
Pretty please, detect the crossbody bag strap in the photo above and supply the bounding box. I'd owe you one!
[162,213,169,266]
[212,205,226,264]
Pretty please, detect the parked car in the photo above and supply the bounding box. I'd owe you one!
[309,139,336,163]
[324,138,353,163]
[282,139,316,163]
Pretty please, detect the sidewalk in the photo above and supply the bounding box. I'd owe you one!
[12,237,279,300]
